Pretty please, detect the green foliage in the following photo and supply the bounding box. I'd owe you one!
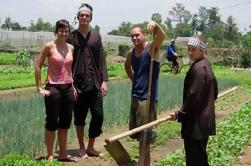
[208,103,251,165]
[15,48,32,67]
[239,51,251,68]
[154,121,180,147]
[151,13,162,25]
[0,52,17,65]
[107,63,127,79]
[0,154,63,166]
[168,3,192,24]
[245,33,251,48]
[156,102,251,166]
[221,39,236,48]
[0,67,46,90]
[174,23,192,37]
[29,18,54,32]
[224,16,241,44]
[118,44,130,57]
[213,65,251,87]
[108,21,132,37]
[1,17,25,31]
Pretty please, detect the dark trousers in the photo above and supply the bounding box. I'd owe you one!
[44,84,74,131]
[167,55,179,67]
[184,138,209,166]
[74,89,103,138]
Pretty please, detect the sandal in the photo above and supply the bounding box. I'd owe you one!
[79,151,88,158]
[58,155,77,162]
[86,151,103,157]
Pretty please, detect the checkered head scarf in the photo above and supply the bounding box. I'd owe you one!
[187,37,207,53]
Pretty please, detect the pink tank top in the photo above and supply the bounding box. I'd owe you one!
[46,46,73,84]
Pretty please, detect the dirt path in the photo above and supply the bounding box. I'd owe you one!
[0,86,37,100]
[234,142,251,166]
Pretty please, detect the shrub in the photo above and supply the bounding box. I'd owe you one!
[118,44,130,57]
[15,48,33,67]
[239,51,251,68]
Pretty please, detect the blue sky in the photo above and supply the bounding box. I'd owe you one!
[0,0,250,34]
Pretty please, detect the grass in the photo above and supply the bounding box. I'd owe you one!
[0,52,17,65]
[213,66,251,87]
[0,67,47,90]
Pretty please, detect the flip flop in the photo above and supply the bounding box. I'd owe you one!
[86,151,103,157]
[58,156,77,162]
[79,151,88,158]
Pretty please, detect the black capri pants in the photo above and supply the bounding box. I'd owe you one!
[74,89,103,138]
[44,83,74,131]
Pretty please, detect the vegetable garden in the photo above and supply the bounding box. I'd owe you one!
[0,51,251,166]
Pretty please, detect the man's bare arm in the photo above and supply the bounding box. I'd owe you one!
[124,51,133,81]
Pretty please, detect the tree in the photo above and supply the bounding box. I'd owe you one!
[197,6,209,32]
[151,13,162,25]
[1,17,24,31]
[207,7,221,29]
[191,14,199,34]
[29,18,53,32]
[224,16,240,44]
[174,23,192,37]
[168,3,192,24]
[1,17,11,30]
[108,21,132,36]
[90,25,100,33]
[10,22,22,30]
[242,31,251,48]
[164,17,172,29]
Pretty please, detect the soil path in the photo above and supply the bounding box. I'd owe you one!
[234,143,251,166]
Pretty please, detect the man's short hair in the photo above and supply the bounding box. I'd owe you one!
[131,24,146,34]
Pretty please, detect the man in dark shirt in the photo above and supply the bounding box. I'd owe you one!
[169,36,218,166]
[67,3,108,158]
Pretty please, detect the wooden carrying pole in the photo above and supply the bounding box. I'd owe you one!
[105,115,171,144]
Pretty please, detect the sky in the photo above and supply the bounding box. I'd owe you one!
[0,0,250,35]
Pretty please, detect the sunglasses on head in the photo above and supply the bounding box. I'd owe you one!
[79,3,93,11]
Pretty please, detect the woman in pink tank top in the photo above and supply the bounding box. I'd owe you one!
[35,19,77,162]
